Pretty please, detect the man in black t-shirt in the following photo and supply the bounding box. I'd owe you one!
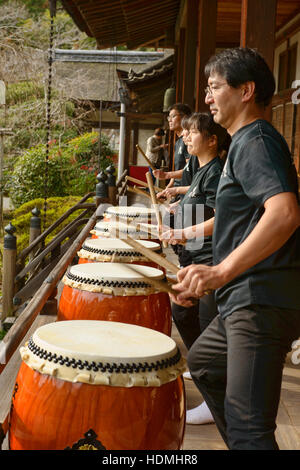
[163,103,192,191]
[172,48,300,450]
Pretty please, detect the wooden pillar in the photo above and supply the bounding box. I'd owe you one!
[240,0,277,71]
[195,0,217,112]
[2,223,17,321]
[132,122,139,165]
[124,117,131,170]
[181,0,198,109]
[176,30,185,103]
[240,0,277,121]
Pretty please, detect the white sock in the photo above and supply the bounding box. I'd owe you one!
[186,402,214,425]
[183,371,192,379]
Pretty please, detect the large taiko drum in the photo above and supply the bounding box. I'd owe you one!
[57,263,172,335]
[90,220,160,243]
[9,320,186,450]
[77,237,162,270]
[103,205,157,225]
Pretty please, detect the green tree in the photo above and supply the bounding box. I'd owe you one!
[8,132,115,207]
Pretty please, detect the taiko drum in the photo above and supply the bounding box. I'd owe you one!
[57,263,172,335]
[90,220,160,244]
[77,237,162,270]
[9,320,186,450]
[102,205,157,225]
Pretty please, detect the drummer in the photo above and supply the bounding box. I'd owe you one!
[155,115,199,202]
[161,112,230,425]
[157,114,200,269]
[172,47,300,450]
[156,103,192,201]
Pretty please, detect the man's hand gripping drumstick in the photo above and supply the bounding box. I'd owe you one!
[119,235,212,307]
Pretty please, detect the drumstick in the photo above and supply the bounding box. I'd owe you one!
[136,144,156,172]
[122,235,179,275]
[134,222,159,237]
[127,185,152,200]
[126,175,161,193]
[122,236,212,298]
[145,172,168,248]
[125,264,176,295]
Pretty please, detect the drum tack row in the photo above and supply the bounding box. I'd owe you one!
[9,206,187,451]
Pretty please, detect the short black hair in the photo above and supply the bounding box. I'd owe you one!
[154,128,165,136]
[168,103,192,117]
[188,112,231,153]
[204,47,275,107]
[181,115,191,130]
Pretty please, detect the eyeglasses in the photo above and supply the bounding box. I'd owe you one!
[167,113,181,121]
[204,83,227,96]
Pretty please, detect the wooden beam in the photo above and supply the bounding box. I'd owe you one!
[176,29,185,103]
[195,0,217,112]
[181,0,198,109]
[240,0,277,122]
[240,0,277,71]
[132,122,139,165]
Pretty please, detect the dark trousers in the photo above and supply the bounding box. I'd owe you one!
[187,304,300,450]
[172,291,218,350]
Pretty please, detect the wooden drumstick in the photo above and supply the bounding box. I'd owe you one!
[126,175,161,193]
[136,144,156,172]
[134,221,159,238]
[145,171,168,248]
[125,264,176,295]
[122,236,213,298]
[122,235,179,275]
[127,185,152,200]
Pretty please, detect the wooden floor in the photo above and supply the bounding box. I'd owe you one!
[172,320,300,450]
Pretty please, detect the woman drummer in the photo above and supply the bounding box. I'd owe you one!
[161,112,230,424]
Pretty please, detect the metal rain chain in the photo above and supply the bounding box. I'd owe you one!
[43,0,57,233]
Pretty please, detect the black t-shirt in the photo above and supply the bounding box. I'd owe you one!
[213,119,300,318]
[181,155,200,187]
[178,156,223,265]
[173,136,190,187]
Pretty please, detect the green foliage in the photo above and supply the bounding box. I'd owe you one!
[0,330,7,340]
[6,80,45,106]
[0,0,48,16]
[11,195,94,253]
[8,132,114,207]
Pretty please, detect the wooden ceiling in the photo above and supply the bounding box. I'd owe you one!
[61,0,300,49]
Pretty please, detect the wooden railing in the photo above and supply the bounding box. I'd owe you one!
[0,163,130,448]
[1,166,129,326]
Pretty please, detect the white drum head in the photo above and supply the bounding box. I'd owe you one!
[63,263,165,295]
[78,238,160,261]
[93,220,136,234]
[20,320,186,386]
[105,205,156,219]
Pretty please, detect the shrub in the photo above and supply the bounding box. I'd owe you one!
[11,195,94,253]
[8,132,115,207]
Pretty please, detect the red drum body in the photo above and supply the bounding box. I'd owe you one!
[9,321,186,450]
[57,263,172,335]
[77,237,162,270]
